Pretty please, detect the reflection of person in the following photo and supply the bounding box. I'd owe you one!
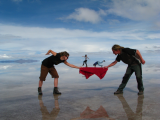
[38,50,81,95]
[104,44,145,95]
[38,94,61,120]
[93,60,105,67]
[115,94,144,120]
[82,54,89,67]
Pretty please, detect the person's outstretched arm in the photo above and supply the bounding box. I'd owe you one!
[104,60,117,68]
[64,61,81,69]
[45,50,57,56]
[136,50,145,64]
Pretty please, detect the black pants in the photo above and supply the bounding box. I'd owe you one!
[83,60,87,67]
[117,64,144,91]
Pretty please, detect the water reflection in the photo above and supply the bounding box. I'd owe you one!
[38,95,61,120]
[115,94,144,120]
[71,106,115,120]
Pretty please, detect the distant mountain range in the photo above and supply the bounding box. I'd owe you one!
[0,59,39,64]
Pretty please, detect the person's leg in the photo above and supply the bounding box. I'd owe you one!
[82,60,85,66]
[39,80,43,87]
[133,64,144,95]
[84,60,87,67]
[93,63,97,67]
[38,65,48,95]
[49,67,61,94]
[54,78,58,87]
[115,66,133,94]
[53,78,61,94]
[97,64,103,67]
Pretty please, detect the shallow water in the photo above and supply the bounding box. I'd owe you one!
[0,56,160,120]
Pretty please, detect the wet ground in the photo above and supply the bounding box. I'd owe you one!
[0,59,160,120]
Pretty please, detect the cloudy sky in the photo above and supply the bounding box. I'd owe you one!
[0,0,160,60]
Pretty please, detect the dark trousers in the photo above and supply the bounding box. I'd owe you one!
[117,64,144,91]
[83,60,87,67]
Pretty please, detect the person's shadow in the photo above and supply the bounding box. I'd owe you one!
[114,94,144,120]
[38,94,61,120]
[71,105,115,120]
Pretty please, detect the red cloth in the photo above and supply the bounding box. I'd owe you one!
[79,67,108,79]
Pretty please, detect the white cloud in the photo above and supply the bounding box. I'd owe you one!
[98,9,107,16]
[0,54,12,58]
[155,21,160,27]
[107,19,120,25]
[65,0,160,24]
[153,21,160,30]
[67,8,103,24]
[132,44,159,51]
[0,65,12,69]
[146,33,160,39]
[0,24,147,40]
[107,0,160,21]
[0,24,159,53]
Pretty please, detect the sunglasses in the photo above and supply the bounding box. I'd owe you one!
[66,56,69,59]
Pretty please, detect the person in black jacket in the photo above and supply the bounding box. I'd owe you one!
[104,44,145,95]
[38,50,81,95]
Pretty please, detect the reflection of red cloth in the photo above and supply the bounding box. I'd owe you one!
[79,67,108,79]
[80,106,109,118]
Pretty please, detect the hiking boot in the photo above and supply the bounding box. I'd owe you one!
[38,87,43,95]
[138,91,143,95]
[53,87,61,94]
[114,90,123,94]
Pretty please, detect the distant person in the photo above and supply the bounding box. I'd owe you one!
[82,54,89,67]
[93,60,105,67]
[38,50,81,95]
[104,44,145,95]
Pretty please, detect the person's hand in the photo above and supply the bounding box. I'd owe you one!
[78,66,83,69]
[141,59,145,64]
[45,53,50,55]
[103,66,108,69]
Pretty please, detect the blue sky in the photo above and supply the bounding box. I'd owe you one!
[0,0,160,60]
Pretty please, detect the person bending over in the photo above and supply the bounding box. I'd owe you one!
[93,60,105,67]
[38,50,81,95]
[104,44,145,95]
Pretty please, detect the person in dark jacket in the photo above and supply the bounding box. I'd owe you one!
[104,44,145,95]
[38,50,81,95]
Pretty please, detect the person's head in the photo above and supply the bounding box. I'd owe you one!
[85,54,87,57]
[103,60,105,62]
[59,51,69,60]
[112,44,124,55]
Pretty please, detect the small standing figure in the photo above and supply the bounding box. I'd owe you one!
[93,60,105,67]
[82,54,89,67]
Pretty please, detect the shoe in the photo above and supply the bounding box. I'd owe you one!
[138,91,143,95]
[53,87,61,94]
[38,87,43,95]
[114,90,123,94]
